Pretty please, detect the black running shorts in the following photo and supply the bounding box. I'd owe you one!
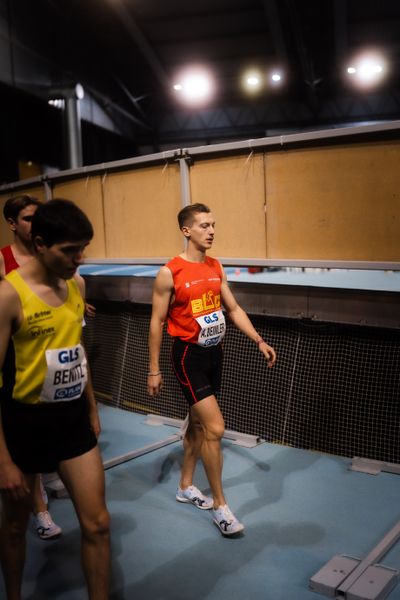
[171,338,223,406]
[1,396,97,473]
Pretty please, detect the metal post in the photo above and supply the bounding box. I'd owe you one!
[64,84,84,169]
[43,179,52,202]
[179,155,191,208]
[49,84,84,170]
[178,154,191,250]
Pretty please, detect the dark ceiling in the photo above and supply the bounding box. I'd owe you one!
[1,0,400,180]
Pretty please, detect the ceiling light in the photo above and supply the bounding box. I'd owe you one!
[271,72,282,83]
[242,69,262,94]
[48,99,64,109]
[247,75,260,87]
[346,52,386,88]
[173,67,214,105]
[75,83,85,100]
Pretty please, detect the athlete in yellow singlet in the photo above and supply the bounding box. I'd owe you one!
[0,194,62,540]
[0,199,110,600]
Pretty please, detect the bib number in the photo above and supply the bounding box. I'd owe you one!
[195,310,226,347]
[40,344,88,403]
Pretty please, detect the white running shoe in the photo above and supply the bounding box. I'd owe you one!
[176,485,213,510]
[213,504,244,536]
[34,511,62,540]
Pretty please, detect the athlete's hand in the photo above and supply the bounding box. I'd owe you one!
[147,373,163,396]
[89,406,101,438]
[85,302,96,317]
[258,342,277,367]
[0,460,30,499]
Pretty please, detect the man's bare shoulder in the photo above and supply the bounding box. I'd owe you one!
[153,265,173,293]
[0,278,20,318]
[73,272,85,295]
[158,265,173,281]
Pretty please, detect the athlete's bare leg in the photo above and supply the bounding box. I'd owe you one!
[189,395,226,508]
[179,414,204,489]
[31,474,47,514]
[58,446,110,600]
[0,473,36,600]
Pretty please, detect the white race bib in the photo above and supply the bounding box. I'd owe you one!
[195,310,226,347]
[40,344,88,403]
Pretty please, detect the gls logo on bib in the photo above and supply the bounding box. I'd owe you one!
[59,348,80,363]
[195,310,226,347]
[40,343,88,403]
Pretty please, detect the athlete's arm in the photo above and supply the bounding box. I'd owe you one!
[147,266,173,396]
[0,253,5,278]
[0,280,31,498]
[220,267,276,367]
[74,273,101,437]
[74,272,96,317]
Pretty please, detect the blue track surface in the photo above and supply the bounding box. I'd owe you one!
[4,405,400,600]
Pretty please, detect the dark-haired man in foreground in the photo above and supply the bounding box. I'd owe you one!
[0,194,62,540]
[0,199,110,600]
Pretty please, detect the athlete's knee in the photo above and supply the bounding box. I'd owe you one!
[186,419,203,439]
[81,507,111,541]
[1,495,31,533]
[0,512,29,542]
[202,420,225,442]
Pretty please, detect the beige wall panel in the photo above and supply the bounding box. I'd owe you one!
[0,186,45,248]
[266,142,400,260]
[53,178,106,258]
[103,165,182,258]
[190,154,266,258]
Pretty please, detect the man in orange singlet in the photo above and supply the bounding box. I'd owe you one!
[148,203,276,536]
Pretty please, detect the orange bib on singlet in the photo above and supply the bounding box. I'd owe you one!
[166,256,226,346]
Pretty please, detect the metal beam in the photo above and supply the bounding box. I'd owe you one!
[334,0,348,69]
[108,0,170,88]
[77,258,400,271]
[285,0,321,110]
[263,0,290,70]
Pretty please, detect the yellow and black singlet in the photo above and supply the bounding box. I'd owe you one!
[2,270,87,405]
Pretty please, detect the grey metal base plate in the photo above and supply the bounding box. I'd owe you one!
[310,555,361,597]
[347,564,398,600]
[350,458,400,476]
[310,555,399,600]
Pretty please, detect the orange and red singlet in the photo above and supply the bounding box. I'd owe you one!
[166,255,226,346]
[1,245,19,274]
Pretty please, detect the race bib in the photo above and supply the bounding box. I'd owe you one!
[195,310,226,347]
[40,344,88,403]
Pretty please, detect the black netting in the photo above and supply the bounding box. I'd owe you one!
[84,301,400,462]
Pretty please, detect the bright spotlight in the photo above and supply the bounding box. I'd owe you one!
[242,69,263,94]
[346,52,386,88]
[48,99,64,109]
[271,72,282,83]
[247,75,260,87]
[359,59,380,81]
[75,83,84,100]
[173,68,214,105]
